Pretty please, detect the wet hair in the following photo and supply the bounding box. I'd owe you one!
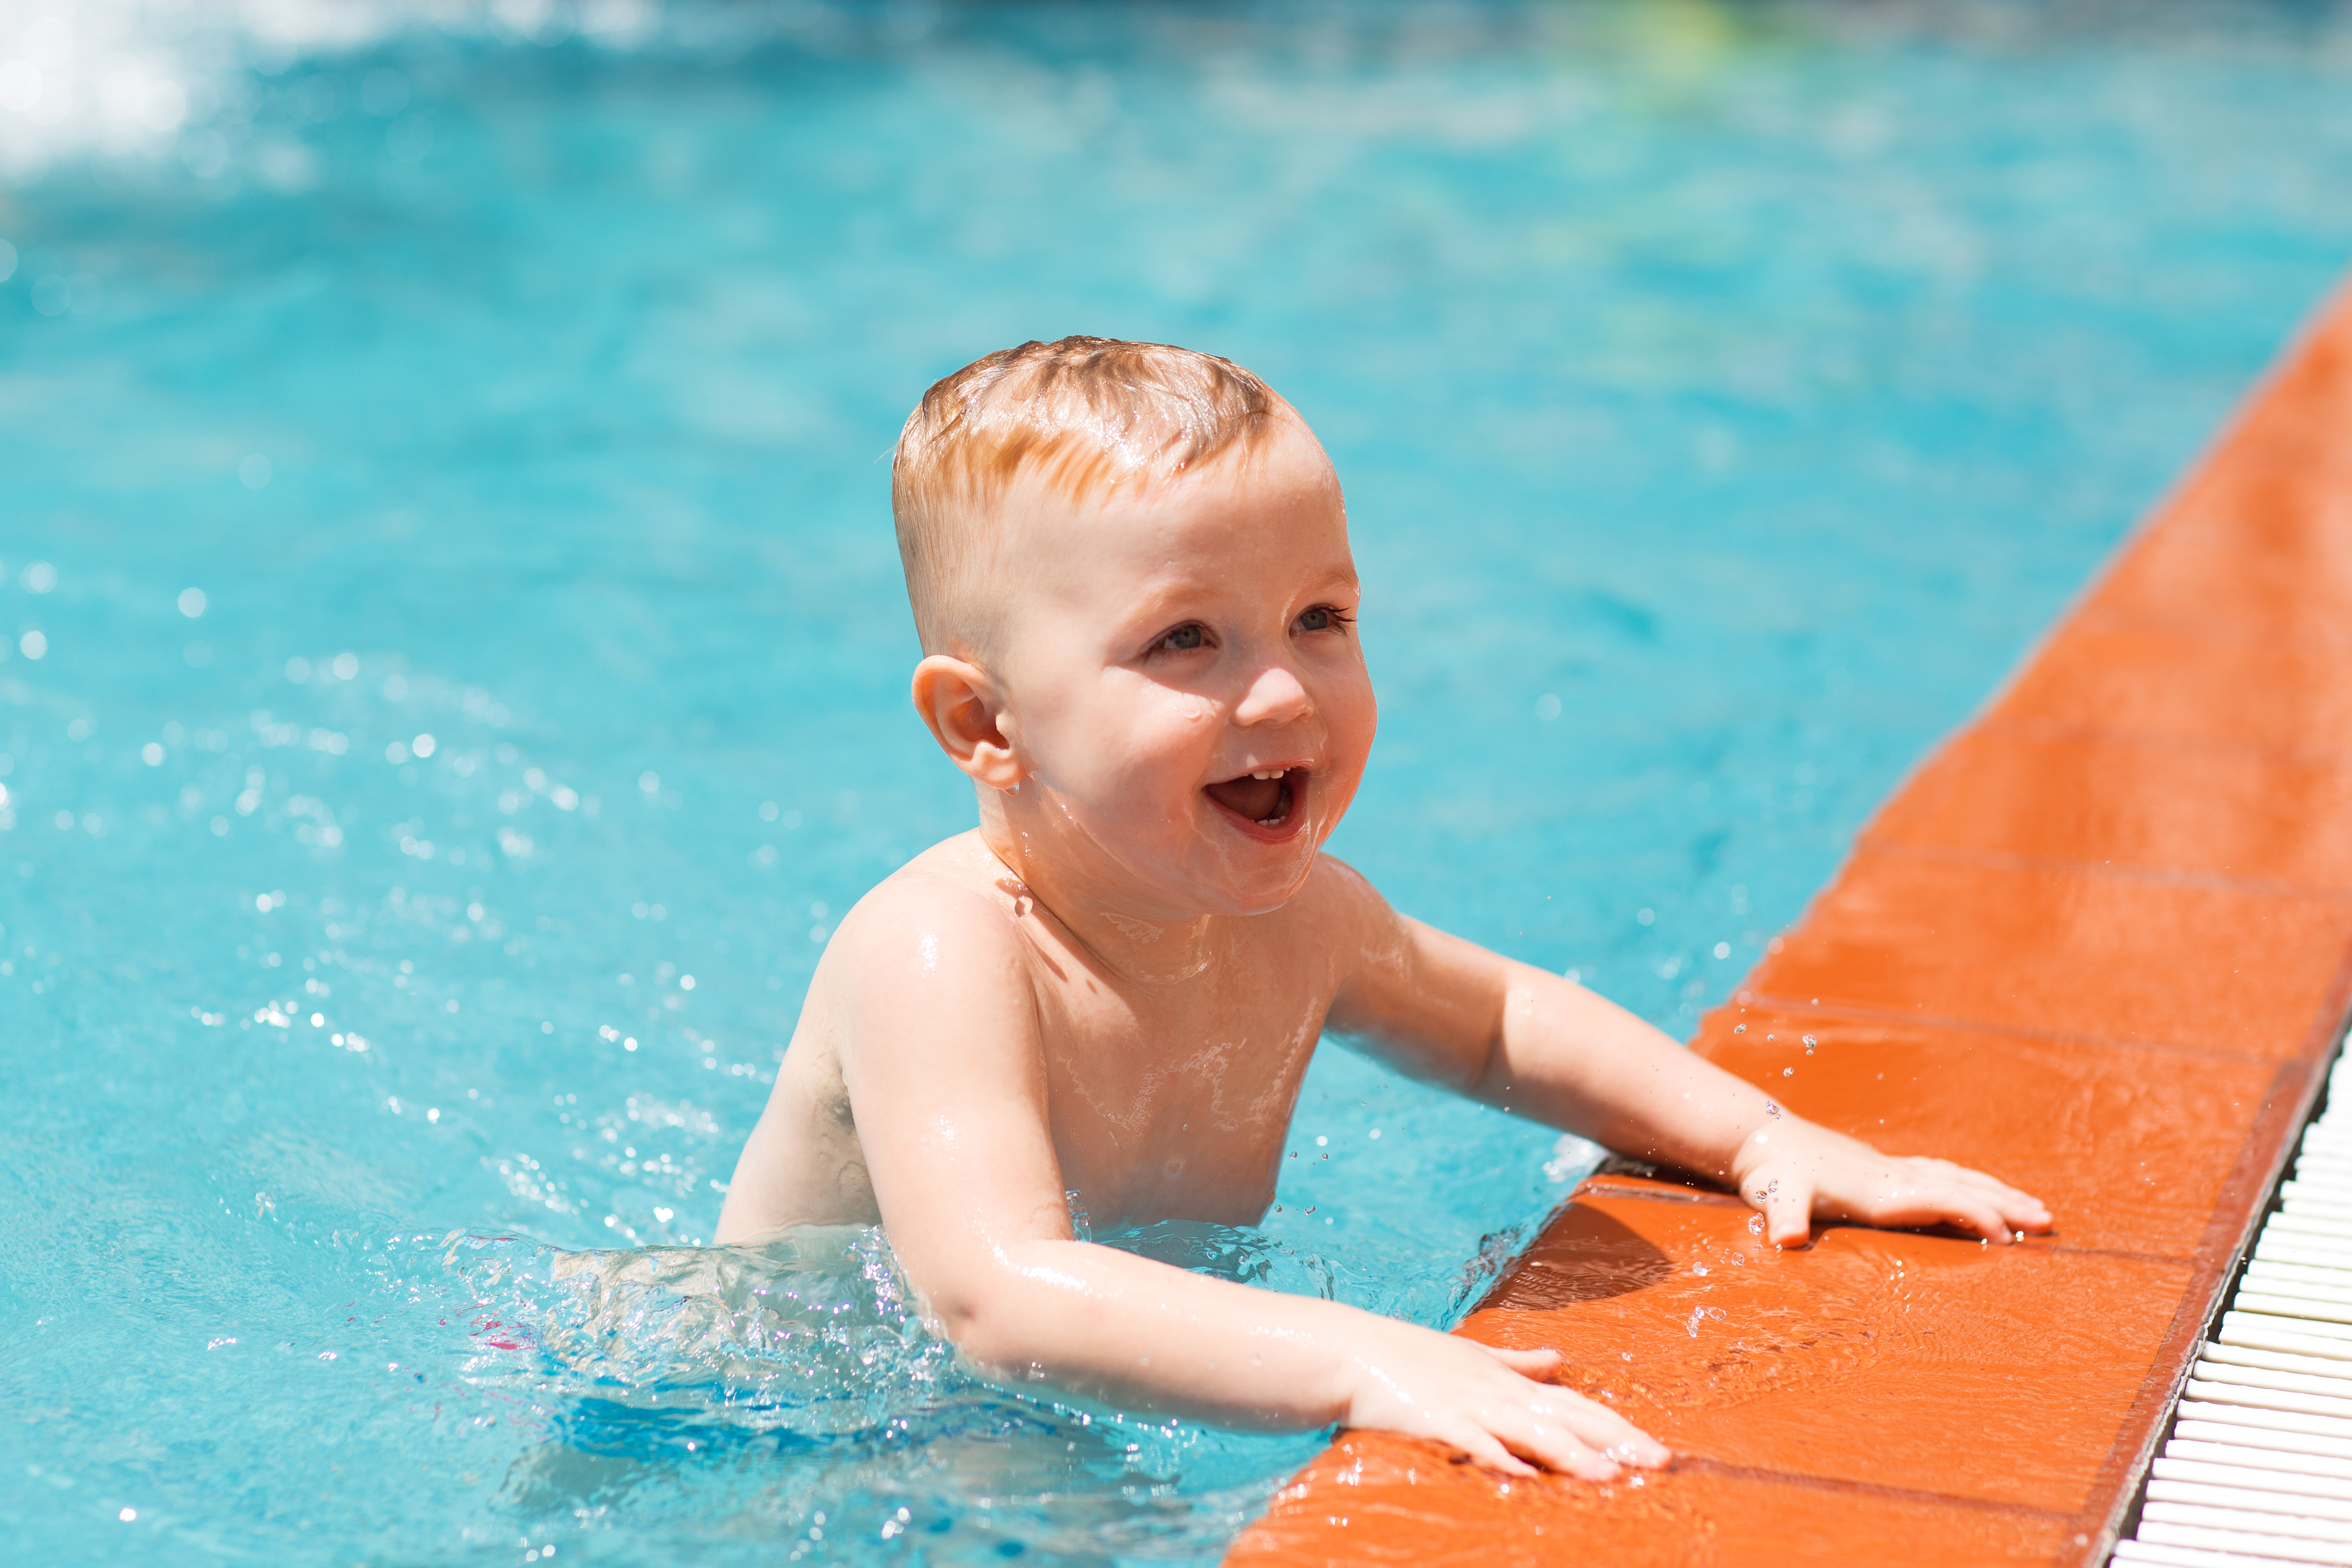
[890,336,1282,656]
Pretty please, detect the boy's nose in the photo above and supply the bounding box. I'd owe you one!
[1234,661,1313,728]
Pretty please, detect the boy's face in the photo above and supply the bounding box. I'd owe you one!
[990,418,1375,919]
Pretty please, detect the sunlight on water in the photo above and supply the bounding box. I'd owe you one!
[6,0,2352,1562]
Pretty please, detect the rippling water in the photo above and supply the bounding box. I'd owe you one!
[5,0,2352,1562]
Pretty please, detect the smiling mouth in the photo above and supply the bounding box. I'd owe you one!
[1203,766,1307,835]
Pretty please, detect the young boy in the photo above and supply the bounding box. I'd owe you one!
[716,337,2051,1479]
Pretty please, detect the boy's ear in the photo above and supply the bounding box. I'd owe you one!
[911,655,1024,791]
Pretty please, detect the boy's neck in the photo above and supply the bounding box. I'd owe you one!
[975,809,1219,988]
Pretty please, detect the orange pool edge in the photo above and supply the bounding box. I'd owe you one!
[1227,280,2352,1568]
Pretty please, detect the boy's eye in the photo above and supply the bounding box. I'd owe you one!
[1156,624,1207,652]
[1296,605,1351,633]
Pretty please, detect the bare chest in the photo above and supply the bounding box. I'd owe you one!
[1035,962,1330,1229]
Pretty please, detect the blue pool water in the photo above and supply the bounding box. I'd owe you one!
[6,1,2352,1562]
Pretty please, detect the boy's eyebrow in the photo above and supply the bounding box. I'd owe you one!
[1121,559,1359,603]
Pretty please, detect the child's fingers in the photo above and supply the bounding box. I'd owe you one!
[1490,1411,1621,1481]
[1996,1188,2054,1231]
[1905,1170,2041,1241]
[1543,1392,1671,1468]
[1746,1172,1814,1247]
[1483,1346,1563,1378]
[1440,1422,1539,1478]
[1864,1181,2013,1242]
[1928,1160,2049,1207]
[1457,1348,1666,1473]
[1481,1390,1650,1479]
[1913,1159,2052,1223]
[1941,1192,2018,1243]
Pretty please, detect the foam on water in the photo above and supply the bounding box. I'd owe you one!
[6,0,2352,1562]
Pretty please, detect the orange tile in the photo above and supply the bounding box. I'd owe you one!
[2084,303,2352,646]
[1870,727,2352,891]
[1463,1194,2192,1515]
[1989,617,2352,757]
[1745,848,2352,1054]
[1228,1434,2073,1568]
[2092,498,2352,654]
[1687,1008,2277,1260]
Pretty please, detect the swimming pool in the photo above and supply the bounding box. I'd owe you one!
[6,1,2352,1562]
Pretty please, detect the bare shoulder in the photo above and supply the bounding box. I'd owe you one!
[717,834,1040,1241]
[1280,850,1411,980]
[817,832,1042,1066]
[1297,849,1384,910]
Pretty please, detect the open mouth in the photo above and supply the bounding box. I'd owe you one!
[1203,766,1308,836]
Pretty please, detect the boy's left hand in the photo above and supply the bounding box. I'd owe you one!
[1729,1117,2052,1248]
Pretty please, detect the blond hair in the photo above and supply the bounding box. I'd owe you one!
[890,336,1281,655]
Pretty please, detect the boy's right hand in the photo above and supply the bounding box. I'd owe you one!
[1341,1317,1671,1480]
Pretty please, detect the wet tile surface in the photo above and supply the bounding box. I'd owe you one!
[1991,620,2352,757]
[1691,1007,2277,1260]
[1233,276,2352,1568]
[1745,849,2352,1054]
[2087,338,2352,649]
[1468,1194,2191,1514]
[1870,728,2352,892]
[1228,1430,2075,1568]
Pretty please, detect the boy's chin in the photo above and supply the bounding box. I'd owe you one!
[1187,845,1323,917]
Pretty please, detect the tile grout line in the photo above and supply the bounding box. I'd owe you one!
[1672,1457,2077,1522]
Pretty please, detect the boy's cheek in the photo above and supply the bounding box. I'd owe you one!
[1327,689,1378,783]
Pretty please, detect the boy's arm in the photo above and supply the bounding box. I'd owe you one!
[824,878,1671,1478]
[1321,862,2051,1247]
